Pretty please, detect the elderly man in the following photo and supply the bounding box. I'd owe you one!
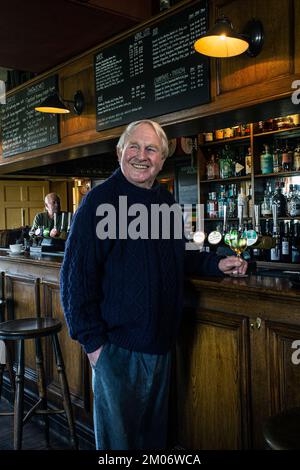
[60,120,247,451]
[30,192,66,237]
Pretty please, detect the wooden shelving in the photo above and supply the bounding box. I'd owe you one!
[200,175,251,184]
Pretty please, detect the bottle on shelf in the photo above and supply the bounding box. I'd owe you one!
[272,141,282,173]
[282,141,293,171]
[287,184,300,217]
[228,184,237,217]
[291,222,300,264]
[272,181,287,217]
[260,144,273,174]
[281,221,291,263]
[270,204,281,261]
[207,192,218,219]
[261,181,273,217]
[238,187,248,218]
[294,143,300,171]
[219,145,233,179]
[245,147,252,175]
[206,153,219,180]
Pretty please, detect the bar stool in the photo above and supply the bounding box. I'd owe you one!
[263,408,300,449]
[0,273,78,450]
[0,271,15,399]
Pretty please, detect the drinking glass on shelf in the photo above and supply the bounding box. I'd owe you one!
[227,227,248,277]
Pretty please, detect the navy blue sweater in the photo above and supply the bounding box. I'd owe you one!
[60,169,223,354]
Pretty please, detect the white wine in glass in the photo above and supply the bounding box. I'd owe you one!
[227,228,248,277]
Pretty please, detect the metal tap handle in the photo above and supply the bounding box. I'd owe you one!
[272,204,278,232]
[223,205,227,234]
[238,204,243,229]
[53,213,57,231]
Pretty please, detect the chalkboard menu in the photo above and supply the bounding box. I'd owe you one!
[1,75,60,158]
[175,163,198,205]
[94,1,209,131]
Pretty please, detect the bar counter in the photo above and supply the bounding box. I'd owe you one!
[1,249,300,449]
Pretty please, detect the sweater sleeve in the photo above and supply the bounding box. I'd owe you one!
[60,194,108,353]
[184,249,225,277]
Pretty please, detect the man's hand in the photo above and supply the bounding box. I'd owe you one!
[218,256,248,276]
[87,345,104,367]
[50,228,60,238]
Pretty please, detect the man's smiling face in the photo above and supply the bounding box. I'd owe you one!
[118,123,165,189]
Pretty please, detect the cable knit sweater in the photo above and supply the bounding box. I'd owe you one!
[60,168,223,354]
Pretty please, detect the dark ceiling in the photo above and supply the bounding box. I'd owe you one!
[0,0,160,73]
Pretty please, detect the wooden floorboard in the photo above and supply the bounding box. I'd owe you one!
[0,397,71,450]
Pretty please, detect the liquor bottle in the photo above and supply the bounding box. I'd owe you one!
[238,187,248,218]
[270,205,281,261]
[261,181,272,217]
[260,144,273,174]
[294,143,300,171]
[287,184,300,217]
[291,222,300,264]
[219,146,233,179]
[217,186,227,218]
[245,147,252,175]
[272,181,287,217]
[206,153,219,180]
[272,141,282,173]
[263,219,272,261]
[281,222,291,262]
[282,141,293,171]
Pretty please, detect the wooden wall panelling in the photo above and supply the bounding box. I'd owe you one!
[60,63,96,138]
[216,0,294,95]
[176,308,251,449]
[267,321,300,413]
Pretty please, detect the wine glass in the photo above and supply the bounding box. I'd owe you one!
[227,228,248,277]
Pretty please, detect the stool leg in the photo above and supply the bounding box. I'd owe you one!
[0,363,4,399]
[14,339,24,450]
[52,333,78,449]
[35,337,50,447]
[6,341,16,397]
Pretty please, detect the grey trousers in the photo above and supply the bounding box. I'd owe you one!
[92,343,171,450]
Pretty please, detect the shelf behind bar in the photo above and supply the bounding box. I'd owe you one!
[253,126,300,138]
[200,135,250,147]
[255,171,300,178]
[200,175,251,184]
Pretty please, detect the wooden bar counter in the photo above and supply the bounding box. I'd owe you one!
[0,249,94,448]
[1,248,300,449]
[176,273,300,450]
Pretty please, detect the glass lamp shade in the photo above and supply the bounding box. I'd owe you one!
[35,94,70,114]
[194,17,249,58]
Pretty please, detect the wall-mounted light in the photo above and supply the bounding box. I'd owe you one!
[194,16,264,58]
[35,90,84,115]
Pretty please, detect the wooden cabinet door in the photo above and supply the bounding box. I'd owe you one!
[0,180,49,229]
[250,319,300,448]
[175,308,251,449]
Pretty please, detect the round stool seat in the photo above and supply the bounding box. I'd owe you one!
[0,318,62,340]
[263,407,300,450]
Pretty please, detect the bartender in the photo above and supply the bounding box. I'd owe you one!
[30,192,67,237]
